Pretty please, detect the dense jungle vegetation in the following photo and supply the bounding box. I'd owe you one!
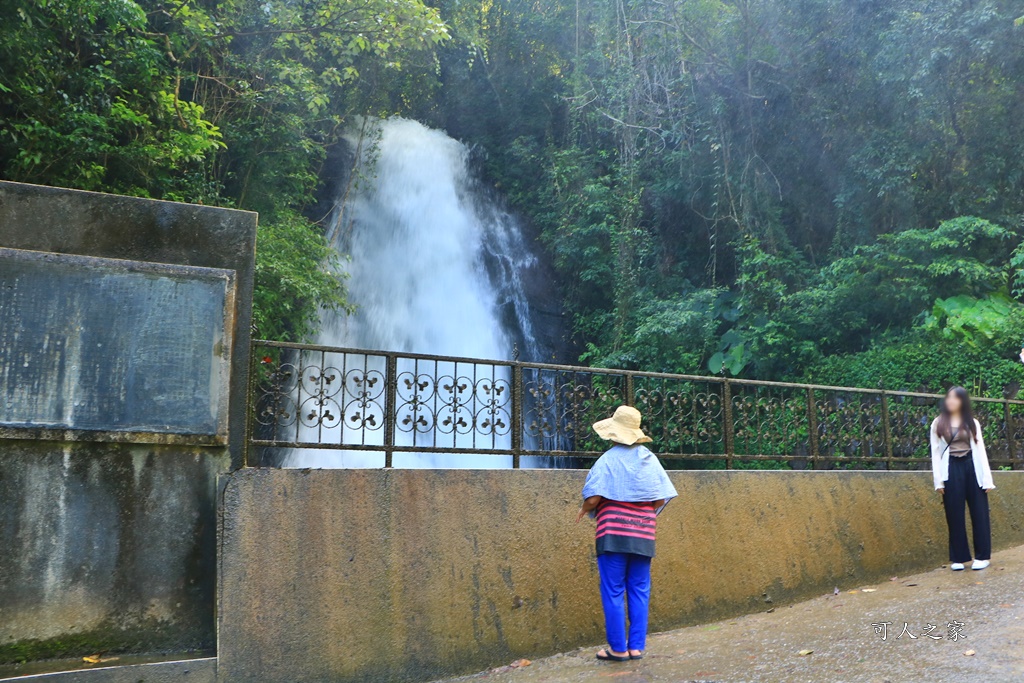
[3,0,1024,395]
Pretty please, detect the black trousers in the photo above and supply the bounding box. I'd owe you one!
[942,455,991,562]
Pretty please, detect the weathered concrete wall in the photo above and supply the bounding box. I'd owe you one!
[219,469,1024,683]
[0,443,224,659]
[0,181,255,663]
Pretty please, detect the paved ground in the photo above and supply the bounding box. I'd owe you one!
[437,545,1024,683]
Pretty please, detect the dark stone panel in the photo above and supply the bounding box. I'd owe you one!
[0,249,233,438]
[0,180,256,466]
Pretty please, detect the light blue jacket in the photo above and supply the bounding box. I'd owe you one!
[582,444,678,513]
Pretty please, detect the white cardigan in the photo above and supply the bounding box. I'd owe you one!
[929,418,996,491]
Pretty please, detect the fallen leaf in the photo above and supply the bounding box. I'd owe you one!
[766,608,775,613]
[82,655,102,664]
[861,588,877,593]
[848,590,859,594]
[999,603,1012,608]
[905,583,918,587]
[975,582,984,585]
[510,659,531,668]
[798,649,814,656]
[964,650,976,657]
[890,576,898,581]
[703,625,722,631]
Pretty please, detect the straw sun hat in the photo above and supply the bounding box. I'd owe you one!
[592,405,652,445]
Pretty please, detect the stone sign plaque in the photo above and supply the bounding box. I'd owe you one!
[0,248,234,440]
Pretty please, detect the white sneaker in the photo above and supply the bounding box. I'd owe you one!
[972,559,990,570]
[950,563,965,571]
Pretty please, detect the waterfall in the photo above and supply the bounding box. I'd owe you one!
[283,118,545,468]
[321,118,539,360]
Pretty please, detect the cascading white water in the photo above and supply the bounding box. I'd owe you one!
[322,118,537,359]
[284,118,542,468]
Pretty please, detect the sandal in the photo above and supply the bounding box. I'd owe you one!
[596,648,630,662]
[629,652,644,660]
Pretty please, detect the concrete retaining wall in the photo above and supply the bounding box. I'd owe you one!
[218,468,1024,683]
[0,181,255,664]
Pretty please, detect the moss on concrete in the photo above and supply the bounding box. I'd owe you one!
[0,617,212,665]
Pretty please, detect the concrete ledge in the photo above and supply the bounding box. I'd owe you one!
[217,469,1024,683]
[0,658,216,683]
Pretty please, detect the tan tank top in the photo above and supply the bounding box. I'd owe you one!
[948,426,972,458]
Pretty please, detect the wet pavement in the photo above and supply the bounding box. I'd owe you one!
[436,544,1024,683]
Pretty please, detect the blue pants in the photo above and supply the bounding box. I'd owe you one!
[596,552,652,652]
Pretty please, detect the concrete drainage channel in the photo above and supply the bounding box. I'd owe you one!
[0,657,216,683]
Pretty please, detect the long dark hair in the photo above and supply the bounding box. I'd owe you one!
[936,386,978,443]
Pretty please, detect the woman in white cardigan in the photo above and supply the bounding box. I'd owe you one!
[930,386,996,571]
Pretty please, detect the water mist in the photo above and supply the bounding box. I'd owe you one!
[285,118,544,468]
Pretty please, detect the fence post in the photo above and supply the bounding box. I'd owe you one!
[511,363,523,469]
[243,340,258,468]
[384,354,397,468]
[880,391,894,470]
[806,387,820,470]
[1004,400,1017,470]
[722,378,734,469]
[624,373,635,407]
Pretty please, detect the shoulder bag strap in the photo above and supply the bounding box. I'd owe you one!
[939,426,960,463]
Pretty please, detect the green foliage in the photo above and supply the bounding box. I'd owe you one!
[587,289,723,374]
[1010,241,1024,300]
[252,210,352,342]
[431,0,1024,397]
[665,216,1018,380]
[784,216,1016,356]
[6,0,1024,395]
[805,336,1024,398]
[0,0,223,199]
[922,294,1023,349]
[710,236,813,377]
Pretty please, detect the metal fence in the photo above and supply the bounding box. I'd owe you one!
[246,340,1024,469]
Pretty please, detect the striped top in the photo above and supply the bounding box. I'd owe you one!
[595,499,658,557]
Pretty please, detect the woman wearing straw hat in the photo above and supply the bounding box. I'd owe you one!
[576,405,678,662]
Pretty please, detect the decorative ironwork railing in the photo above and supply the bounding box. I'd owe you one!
[247,340,1024,469]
